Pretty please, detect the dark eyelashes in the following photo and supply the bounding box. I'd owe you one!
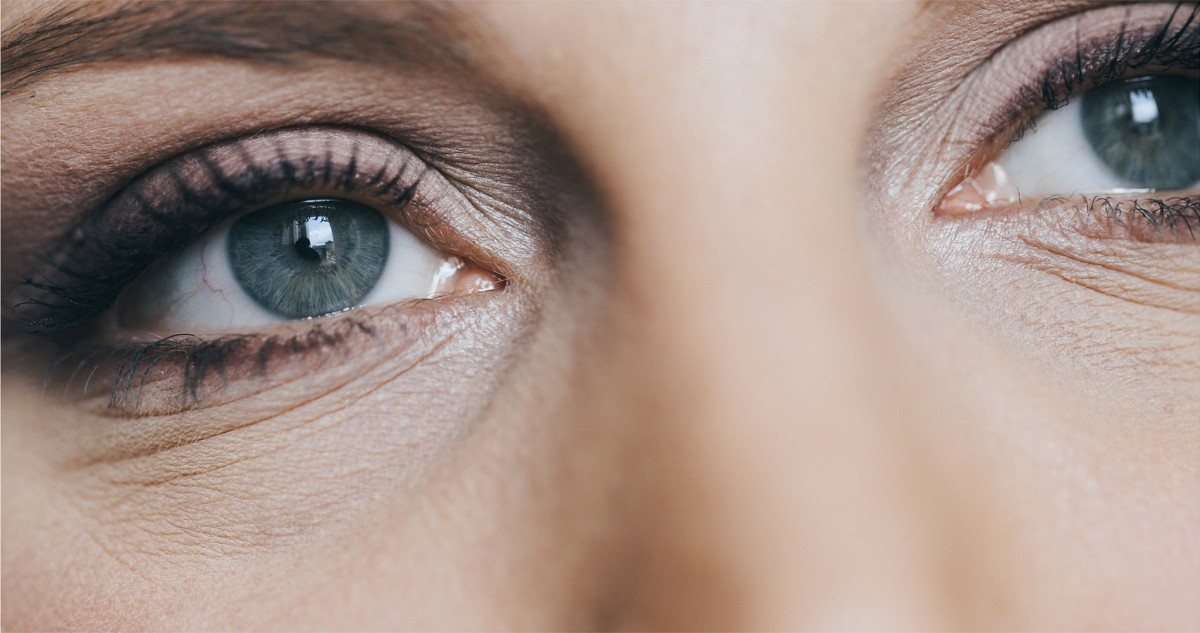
[930,2,1200,233]
[1048,2,1199,107]
[1048,195,1200,242]
[1007,2,1199,144]
[958,192,1200,243]
[8,127,431,334]
[41,317,377,416]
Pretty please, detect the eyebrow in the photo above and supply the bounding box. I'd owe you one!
[1,1,476,95]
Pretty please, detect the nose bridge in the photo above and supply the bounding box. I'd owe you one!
[552,7,962,630]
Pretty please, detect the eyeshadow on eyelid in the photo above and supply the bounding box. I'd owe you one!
[7,128,475,333]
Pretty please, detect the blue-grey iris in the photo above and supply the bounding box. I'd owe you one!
[228,198,389,318]
[1081,75,1200,190]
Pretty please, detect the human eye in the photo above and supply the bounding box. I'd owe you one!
[938,74,1199,216]
[0,2,593,426]
[5,125,518,415]
[15,128,499,333]
[931,3,1199,236]
[5,127,513,416]
[869,2,1199,417]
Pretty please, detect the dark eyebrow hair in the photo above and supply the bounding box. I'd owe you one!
[1,0,476,95]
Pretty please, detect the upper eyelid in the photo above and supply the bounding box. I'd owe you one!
[2,3,597,291]
[878,1,1119,124]
[4,128,464,333]
[979,4,1198,145]
[867,2,1199,215]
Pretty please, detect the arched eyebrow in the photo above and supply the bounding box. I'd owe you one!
[1,1,478,95]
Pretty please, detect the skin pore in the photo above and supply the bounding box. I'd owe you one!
[2,1,1197,630]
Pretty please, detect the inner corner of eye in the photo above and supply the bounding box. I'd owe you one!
[934,161,1022,217]
[427,254,505,298]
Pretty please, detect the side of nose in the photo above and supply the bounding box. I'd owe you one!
[549,6,982,630]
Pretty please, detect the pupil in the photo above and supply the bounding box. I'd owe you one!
[228,198,390,318]
[1080,75,1200,190]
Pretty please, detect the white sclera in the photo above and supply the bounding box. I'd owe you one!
[119,217,446,335]
[998,99,1164,196]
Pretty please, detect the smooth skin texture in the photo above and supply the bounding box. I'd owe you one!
[2,1,1198,630]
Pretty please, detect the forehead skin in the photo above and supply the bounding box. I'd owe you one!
[2,0,1198,631]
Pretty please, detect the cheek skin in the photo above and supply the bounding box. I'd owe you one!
[1,292,536,629]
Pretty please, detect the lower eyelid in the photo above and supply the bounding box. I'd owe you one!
[939,192,1200,246]
[1058,195,1200,245]
[998,234,1200,315]
[38,289,503,421]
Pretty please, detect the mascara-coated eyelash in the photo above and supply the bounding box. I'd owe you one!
[8,127,469,334]
[48,317,373,414]
[934,2,1199,241]
[935,2,1198,176]
[1032,194,1199,242]
[1007,2,1198,144]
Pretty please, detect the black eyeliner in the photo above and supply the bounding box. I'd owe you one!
[7,127,432,334]
[1009,1,1199,144]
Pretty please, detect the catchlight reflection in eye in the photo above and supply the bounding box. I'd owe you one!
[114,197,498,334]
[939,75,1200,216]
[230,199,391,319]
